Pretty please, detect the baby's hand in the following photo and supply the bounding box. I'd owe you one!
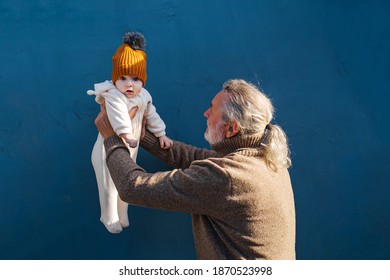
[159,135,173,150]
[120,133,138,148]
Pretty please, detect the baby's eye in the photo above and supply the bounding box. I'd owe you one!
[133,77,139,81]
[120,76,126,81]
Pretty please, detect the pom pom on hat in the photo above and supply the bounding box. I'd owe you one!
[123,32,146,51]
[112,31,147,85]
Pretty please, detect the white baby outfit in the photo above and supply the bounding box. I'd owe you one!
[87,80,166,233]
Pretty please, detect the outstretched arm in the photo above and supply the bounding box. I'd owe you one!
[140,131,220,170]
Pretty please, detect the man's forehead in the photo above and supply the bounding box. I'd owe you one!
[211,90,227,106]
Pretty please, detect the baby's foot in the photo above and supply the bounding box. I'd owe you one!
[100,217,122,234]
[119,215,129,228]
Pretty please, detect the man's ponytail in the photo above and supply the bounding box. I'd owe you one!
[262,124,291,172]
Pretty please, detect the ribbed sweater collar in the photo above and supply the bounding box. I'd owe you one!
[211,133,265,157]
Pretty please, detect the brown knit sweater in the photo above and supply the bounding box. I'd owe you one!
[104,131,296,259]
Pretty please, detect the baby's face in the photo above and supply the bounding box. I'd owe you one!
[115,75,143,98]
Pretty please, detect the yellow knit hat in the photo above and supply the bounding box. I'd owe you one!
[112,32,147,86]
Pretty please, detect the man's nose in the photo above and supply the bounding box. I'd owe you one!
[204,108,210,118]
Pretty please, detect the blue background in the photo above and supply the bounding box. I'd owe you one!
[1,0,389,260]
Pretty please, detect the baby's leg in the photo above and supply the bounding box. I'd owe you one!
[91,135,122,234]
[117,148,140,228]
[117,197,129,228]
[100,167,123,233]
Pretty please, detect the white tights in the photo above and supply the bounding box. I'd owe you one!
[91,133,137,233]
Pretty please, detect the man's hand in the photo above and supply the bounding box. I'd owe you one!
[128,105,147,140]
[140,110,147,140]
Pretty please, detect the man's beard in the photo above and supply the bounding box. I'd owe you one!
[204,120,225,145]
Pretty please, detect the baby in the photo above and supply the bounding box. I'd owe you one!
[87,32,172,233]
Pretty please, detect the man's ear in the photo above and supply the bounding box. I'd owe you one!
[225,120,240,138]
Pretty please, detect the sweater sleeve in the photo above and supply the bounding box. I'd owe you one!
[104,135,231,215]
[140,130,221,169]
[145,100,166,138]
[103,89,133,136]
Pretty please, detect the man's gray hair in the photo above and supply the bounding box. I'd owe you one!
[221,79,291,171]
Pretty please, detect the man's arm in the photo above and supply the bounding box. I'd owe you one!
[104,134,230,215]
[140,130,220,170]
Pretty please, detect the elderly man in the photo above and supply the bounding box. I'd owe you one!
[94,79,296,259]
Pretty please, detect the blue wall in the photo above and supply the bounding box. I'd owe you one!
[1,0,389,259]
